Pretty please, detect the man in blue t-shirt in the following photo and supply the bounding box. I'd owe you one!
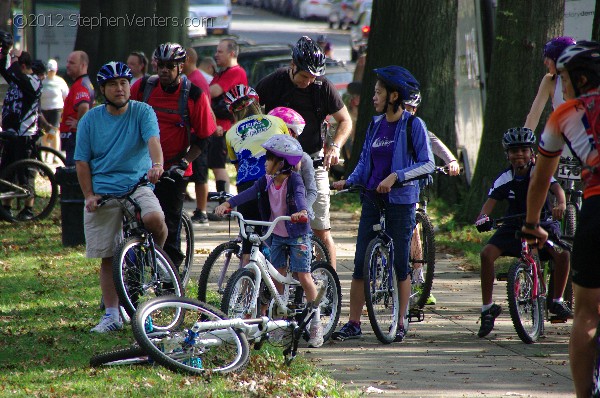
[74,61,167,334]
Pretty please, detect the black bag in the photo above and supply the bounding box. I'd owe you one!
[211,93,234,121]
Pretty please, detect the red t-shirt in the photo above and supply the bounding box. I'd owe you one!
[186,69,210,98]
[59,75,95,133]
[210,64,248,131]
[131,77,216,175]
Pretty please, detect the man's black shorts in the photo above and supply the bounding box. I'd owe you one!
[207,134,227,169]
[571,195,600,288]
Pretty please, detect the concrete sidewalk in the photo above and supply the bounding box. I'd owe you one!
[184,199,574,398]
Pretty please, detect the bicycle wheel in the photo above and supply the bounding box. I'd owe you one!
[132,296,250,375]
[221,268,258,319]
[0,159,58,222]
[409,210,436,308]
[197,241,242,308]
[179,212,195,288]
[113,237,184,328]
[310,234,331,266]
[292,261,341,342]
[37,146,66,167]
[563,203,577,239]
[364,237,400,344]
[507,261,543,343]
[90,345,149,367]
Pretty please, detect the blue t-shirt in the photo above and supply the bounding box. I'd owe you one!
[74,100,160,195]
[367,118,398,190]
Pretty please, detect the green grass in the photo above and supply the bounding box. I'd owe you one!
[0,213,352,398]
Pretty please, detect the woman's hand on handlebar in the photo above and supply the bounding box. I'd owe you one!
[147,164,163,184]
[214,202,231,216]
[291,210,308,223]
[332,180,346,190]
[521,223,548,249]
[446,160,460,176]
[376,173,397,194]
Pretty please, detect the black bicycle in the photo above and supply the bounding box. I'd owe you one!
[98,176,184,329]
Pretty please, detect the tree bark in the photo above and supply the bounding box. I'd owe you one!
[461,0,564,221]
[348,0,458,200]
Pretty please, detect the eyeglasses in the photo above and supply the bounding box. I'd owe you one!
[157,61,177,70]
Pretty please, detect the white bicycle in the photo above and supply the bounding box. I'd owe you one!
[220,211,341,343]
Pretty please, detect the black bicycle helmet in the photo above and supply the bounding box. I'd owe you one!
[502,127,536,150]
[97,61,133,86]
[556,41,600,97]
[373,66,420,102]
[291,36,326,76]
[153,42,187,63]
[0,30,13,55]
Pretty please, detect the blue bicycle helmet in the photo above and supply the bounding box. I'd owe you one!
[373,66,420,102]
[97,61,132,86]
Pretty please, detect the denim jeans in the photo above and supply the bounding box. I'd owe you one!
[353,197,415,281]
[270,233,312,274]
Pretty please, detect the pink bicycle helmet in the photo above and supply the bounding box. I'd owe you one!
[268,107,306,136]
[261,135,303,167]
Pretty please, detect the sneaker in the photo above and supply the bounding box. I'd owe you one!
[549,301,573,320]
[477,304,502,338]
[331,321,362,341]
[90,314,123,333]
[426,294,437,305]
[16,207,34,221]
[207,212,225,222]
[191,210,209,225]
[394,326,406,342]
[307,323,324,348]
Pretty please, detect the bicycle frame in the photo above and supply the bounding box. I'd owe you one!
[229,211,305,318]
[517,238,545,304]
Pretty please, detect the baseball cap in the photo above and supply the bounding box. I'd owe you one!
[46,59,58,71]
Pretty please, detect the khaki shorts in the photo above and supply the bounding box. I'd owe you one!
[84,186,164,258]
[310,166,331,230]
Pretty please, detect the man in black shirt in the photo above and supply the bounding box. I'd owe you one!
[255,36,352,269]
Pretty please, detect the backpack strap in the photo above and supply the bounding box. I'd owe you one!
[140,74,193,164]
[406,114,416,162]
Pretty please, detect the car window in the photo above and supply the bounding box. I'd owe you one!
[190,0,227,5]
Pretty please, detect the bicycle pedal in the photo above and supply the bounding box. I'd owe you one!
[496,272,508,281]
[549,316,569,324]
[408,309,425,323]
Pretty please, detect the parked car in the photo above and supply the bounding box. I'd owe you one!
[349,5,370,61]
[327,0,354,29]
[298,0,331,20]
[237,44,292,85]
[188,10,208,39]
[191,36,254,59]
[189,0,233,35]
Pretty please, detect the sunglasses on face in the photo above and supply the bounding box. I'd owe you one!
[157,62,177,70]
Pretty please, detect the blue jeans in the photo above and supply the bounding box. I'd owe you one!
[270,234,312,274]
[353,197,415,281]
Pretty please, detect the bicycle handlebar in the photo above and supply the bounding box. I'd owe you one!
[97,176,151,206]
[515,230,572,252]
[208,191,234,203]
[331,166,458,192]
[224,210,308,242]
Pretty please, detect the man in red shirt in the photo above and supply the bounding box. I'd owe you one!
[208,39,248,202]
[183,47,214,224]
[131,42,216,270]
[60,50,95,166]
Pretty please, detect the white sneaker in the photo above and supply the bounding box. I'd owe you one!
[90,314,123,333]
[307,323,324,348]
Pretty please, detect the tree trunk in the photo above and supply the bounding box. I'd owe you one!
[461,0,564,221]
[74,0,189,86]
[348,0,458,200]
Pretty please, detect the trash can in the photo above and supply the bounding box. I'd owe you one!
[55,166,85,247]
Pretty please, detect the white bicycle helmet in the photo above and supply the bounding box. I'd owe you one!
[261,135,303,167]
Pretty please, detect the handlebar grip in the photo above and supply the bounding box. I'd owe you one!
[292,215,308,223]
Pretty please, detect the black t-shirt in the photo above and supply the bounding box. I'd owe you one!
[255,67,344,155]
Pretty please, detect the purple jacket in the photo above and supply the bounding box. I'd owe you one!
[228,171,310,238]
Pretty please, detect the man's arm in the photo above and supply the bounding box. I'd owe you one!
[76,160,101,212]
[524,154,561,246]
[147,136,164,183]
[549,180,566,221]
[209,84,224,98]
[524,74,554,131]
[324,105,352,169]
